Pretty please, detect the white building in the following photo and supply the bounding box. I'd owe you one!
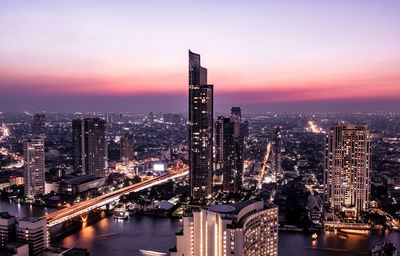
[324,124,371,216]
[171,200,278,256]
[24,137,45,197]
[16,217,47,255]
[0,212,16,247]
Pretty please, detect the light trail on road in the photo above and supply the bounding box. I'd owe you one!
[46,167,188,227]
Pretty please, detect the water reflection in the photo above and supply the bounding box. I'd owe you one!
[0,201,398,256]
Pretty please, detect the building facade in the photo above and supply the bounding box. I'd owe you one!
[16,217,47,255]
[171,200,278,256]
[324,124,371,216]
[72,118,108,177]
[271,126,282,180]
[188,50,214,198]
[120,132,134,162]
[24,137,45,197]
[215,117,224,170]
[0,212,16,247]
[215,107,244,193]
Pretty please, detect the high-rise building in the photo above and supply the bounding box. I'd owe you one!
[0,212,16,247]
[215,108,244,193]
[171,200,278,256]
[24,137,45,197]
[16,217,47,255]
[324,124,371,216]
[31,114,45,135]
[230,107,244,192]
[188,50,214,199]
[215,117,225,170]
[120,132,134,162]
[271,126,282,179]
[240,120,249,138]
[72,118,108,177]
[230,107,241,138]
[221,117,235,192]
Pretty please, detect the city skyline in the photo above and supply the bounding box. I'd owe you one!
[0,1,399,255]
[1,1,400,112]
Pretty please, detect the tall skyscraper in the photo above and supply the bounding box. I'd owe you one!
[230,107,241,138]
[24,137,45,197]
[215,116,224,170]
[324,124,371,216]
[171,200,278,256]
[230,107,244,192]
[188,50,214,199]
[72,118,108,177]
[271,126,282,179]
[31,114,45,136]
[120,132,134,162]
[221,117,235,192]
[216,108,244,193]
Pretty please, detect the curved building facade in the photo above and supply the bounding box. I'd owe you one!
[171,200,278,256]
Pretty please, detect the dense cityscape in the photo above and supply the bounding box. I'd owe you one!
[0,51,398,255]
[1,1,400,255]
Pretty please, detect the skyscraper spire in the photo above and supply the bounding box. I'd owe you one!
[188,50,213,199]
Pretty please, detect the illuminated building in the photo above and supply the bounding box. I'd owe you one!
[0,212,16,247]
[1,123,10,138]
[215,117,224,170]
[24,137,45,197]
[171,200,278,256]
[188,50,213,198]
[120,132,134,162]
[72,118,108,177]
[31,113,46,136]
[16,217,47,255]
[324,124,371,216]
[271,126,282,180]
[215,108,244,193]
[220,117,235,192]
[230,107,244,192]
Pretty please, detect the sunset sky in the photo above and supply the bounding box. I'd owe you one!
[0,0,399,112]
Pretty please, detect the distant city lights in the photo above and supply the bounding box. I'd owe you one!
[307,121,324,134]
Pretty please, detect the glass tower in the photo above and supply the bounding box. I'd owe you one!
[188,50,213,198]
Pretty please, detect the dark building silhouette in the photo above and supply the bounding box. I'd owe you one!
[120,132,134,162]
[230,107,241,138]
[215,117,224,170]
[148,112,154,122]
[271,126,282,179]
[229,107,244,192]
[31,114,45,135]
[215,108,244,193]
[73,118,108,177]
[188,50,213,198]
[240,120,249,138]
[220,117,235,192]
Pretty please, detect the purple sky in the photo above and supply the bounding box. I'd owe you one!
[0,0,399,112]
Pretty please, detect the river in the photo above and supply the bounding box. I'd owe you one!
[1,201,399,255]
